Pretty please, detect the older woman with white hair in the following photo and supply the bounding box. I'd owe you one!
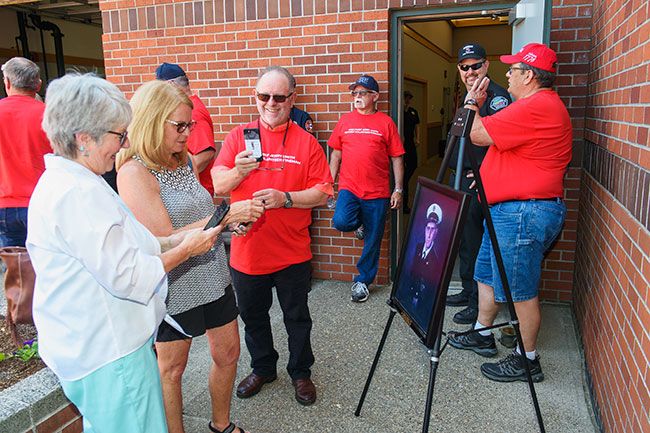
[26,73,222,433]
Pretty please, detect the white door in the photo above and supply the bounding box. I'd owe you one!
[509,0,549,52]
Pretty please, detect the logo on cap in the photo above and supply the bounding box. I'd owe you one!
[522,53,538,63]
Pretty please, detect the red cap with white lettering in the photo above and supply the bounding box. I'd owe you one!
[500,43,557,73]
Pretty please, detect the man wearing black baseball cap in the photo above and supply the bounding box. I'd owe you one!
[449,43,572,384]
[155,62,217,196]
[328,74,405,303]
[446,43,511,327]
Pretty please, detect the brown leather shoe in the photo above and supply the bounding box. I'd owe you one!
[292,378,316,406]
[236,372,277,398]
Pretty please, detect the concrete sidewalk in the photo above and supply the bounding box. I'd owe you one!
[180,280,598,433]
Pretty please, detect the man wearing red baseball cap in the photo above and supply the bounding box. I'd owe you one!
[449,43,572,383]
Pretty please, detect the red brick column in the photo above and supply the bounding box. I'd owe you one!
[572,0,650,431]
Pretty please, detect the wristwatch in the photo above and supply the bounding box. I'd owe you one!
[464,98,479,107]
[393,188,403,194]
[283,192,293,208]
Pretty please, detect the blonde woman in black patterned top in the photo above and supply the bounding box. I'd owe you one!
[116,80,263,433]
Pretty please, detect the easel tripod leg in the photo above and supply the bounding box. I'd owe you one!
[355,309,397,416]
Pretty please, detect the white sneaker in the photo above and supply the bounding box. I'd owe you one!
[351,281,369,303]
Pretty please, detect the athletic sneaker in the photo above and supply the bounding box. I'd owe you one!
[351,281,369,303]
[448,330,498,357]
[481,351,544,383]
[354,225,365,240]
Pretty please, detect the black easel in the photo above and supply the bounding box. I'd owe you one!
[355,108,546,433]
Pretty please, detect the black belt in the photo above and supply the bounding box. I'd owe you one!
[529,197,563,203]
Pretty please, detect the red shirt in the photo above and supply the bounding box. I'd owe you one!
[0,95,51,207]
[188,95,215,195]
[480,90,572,205]
[328,110,405,199]
[214,120,333,275]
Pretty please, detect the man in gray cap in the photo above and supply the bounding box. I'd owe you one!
[155,62,217,196]
[328,74,405,303]
[445,43,511,326]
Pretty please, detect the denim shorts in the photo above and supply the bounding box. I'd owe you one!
[474,199,566,302]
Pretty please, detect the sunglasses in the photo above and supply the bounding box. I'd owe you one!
[458,61,486,72]
[107,130,128,146]
[165,119,196,134]
[256,92,294,103]
[351,90,376,97]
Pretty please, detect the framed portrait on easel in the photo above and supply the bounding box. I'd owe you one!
[390,177,470,349]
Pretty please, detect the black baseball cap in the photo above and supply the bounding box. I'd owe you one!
[458,43,487,62]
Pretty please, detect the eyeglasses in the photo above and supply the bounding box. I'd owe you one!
[458,61,486,72]
[255,92,294,103]
[107,130,128,146]
[351,90,376,97]
[165,119,196,134]
[507,66,528,74]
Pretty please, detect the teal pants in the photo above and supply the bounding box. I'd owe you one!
[60,338,168,433]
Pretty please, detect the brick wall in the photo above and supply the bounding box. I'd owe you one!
[21,403,82,433]
[99,0,580,293]
[573,0,650,431]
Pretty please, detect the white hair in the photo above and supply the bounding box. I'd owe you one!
[42,73,131,158]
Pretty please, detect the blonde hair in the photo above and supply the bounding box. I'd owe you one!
[116,80,193,171]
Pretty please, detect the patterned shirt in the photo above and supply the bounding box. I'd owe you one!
[136,156,230,315]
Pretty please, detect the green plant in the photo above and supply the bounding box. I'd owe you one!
[0,339,40,363]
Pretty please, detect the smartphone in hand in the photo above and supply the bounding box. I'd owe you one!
[204,201,230,230]
[243,128,263,162]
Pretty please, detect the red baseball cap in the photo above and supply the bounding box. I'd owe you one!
[500,43,557,73]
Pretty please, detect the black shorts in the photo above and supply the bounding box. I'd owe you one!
[156,285,239,342]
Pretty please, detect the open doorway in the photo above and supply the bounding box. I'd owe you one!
[400,15,513,209]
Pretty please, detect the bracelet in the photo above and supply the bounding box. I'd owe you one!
[393,188,403,194]
[464,98,479,107]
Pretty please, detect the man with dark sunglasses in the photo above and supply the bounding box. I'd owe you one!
[156,62,217,196]
[328,74,405,303]
[445,43,511,327]
[212,66,333,407]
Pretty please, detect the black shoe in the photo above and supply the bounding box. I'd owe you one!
[446,292,469,307]
[453,306,478,324]
[481,351,544,382]
[448,330,498,357]
[498,327,517,348]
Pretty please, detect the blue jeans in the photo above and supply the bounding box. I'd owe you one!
[0,207,28,247]
[474,198,566,302]
[332,189,389,284]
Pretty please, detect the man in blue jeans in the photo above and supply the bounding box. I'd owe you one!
[448,43,571,382]
[328,74,405,302]
[0,57,50,247]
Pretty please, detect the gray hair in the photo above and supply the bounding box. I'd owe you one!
[168,75,190,88]
[42,73,132,159]
[519,63,556,88]
[256,66,296,92]
[1,57,40,91]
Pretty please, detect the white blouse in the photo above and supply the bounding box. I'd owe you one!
[27,154,167,381]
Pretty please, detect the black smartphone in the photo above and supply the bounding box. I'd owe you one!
[243,128,263,162]
[204,201,230,230]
